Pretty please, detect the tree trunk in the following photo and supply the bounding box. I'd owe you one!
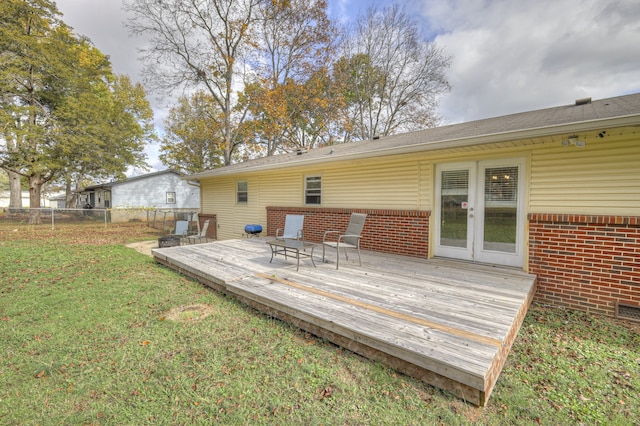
[8,170,22,209]
[65,179,74,208]
[28,175,43,224]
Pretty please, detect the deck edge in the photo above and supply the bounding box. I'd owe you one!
[481,277,538,405]
[155,254,485,405]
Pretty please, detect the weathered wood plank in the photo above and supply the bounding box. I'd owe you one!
[254,272,503,347]
[268,264,527,343]
[227,291,487,406]
[244,273,501,367]
[228,276,492,389]
[152,238,536,406]
[293,270,523,340]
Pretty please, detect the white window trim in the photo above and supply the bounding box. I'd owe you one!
[304,175,322,205]
[237,181,248,203]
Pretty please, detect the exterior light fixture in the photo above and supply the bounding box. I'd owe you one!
[561,135,586,148]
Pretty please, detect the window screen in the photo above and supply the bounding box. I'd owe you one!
[305,176,321,205]
[237,181,248,203]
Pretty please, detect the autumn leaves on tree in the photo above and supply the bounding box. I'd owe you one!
[126,0,451,173]
[0,0,452,218]
[0,0,154,222]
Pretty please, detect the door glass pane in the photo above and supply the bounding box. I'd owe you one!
[483,166,518,253]
[440,170,469,248]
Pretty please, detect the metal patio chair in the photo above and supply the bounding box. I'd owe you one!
[276,214,305,240]
[186,219,210,244]
[174,220,189,236]
[322,213,367,269]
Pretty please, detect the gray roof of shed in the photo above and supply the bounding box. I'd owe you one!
[188,92,640,179]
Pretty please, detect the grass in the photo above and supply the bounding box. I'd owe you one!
[1,222,639,425]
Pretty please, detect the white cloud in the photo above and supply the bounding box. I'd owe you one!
[411,0,640,123]
[55,0,141,82]
[53,0,640,147]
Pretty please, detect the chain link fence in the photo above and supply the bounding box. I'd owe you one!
[0,207,199,232]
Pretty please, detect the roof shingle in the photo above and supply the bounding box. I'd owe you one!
[189,92,640,179]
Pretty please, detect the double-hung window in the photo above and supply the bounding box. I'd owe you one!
[305,176,321,205]
[237,181,248,203]
[166,192,176,204]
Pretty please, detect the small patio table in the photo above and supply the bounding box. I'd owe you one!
[266,239,316,271]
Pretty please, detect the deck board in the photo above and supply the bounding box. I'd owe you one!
[152,238,536,406]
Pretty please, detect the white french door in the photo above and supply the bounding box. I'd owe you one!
[434,159,525,267]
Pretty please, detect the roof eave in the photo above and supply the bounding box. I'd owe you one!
[191,114,640,179]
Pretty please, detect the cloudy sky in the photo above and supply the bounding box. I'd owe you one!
[54,0,640,170]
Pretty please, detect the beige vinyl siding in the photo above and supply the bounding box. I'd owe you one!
[529,132,640,215]
[256,171,304,207]
[320,156,420,209]
[199,127,639,241]
[200,146,535,240]
[202,176,266,240]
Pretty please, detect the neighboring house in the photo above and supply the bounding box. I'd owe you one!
[0,190,49,208]
[48,194,67,208]
[188,93,640,318]
[78,170,200,221]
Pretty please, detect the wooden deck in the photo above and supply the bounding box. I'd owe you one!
[152,239,536,406]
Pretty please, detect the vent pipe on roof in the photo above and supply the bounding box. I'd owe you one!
[575,97,591,106]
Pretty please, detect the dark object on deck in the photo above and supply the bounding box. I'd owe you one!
[158,235,181,247]
[244,224,262,237]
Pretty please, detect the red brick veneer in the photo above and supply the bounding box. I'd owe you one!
[528,214,640,316]
[266,207,430,258]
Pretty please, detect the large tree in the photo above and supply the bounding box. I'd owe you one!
[0,0,153,223]
[125,0,262,166]
[0,170,9,190]
[336,4,451,141]
[159,92,225,174]
[54,74,155,207]
[242,0,337,155]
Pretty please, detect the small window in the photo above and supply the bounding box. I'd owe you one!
[166,192,176,204]
[305,176,321,205]
[237,181,248,203]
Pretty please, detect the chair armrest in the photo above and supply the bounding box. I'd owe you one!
[276,228,283,238]
[337,234,362,242]
[297,230,304,241]
[323,230,340,242]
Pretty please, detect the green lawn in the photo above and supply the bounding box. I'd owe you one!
[0,222,638,425]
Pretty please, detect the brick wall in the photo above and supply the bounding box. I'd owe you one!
[266,207,430,258]
[528,214,640,316]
